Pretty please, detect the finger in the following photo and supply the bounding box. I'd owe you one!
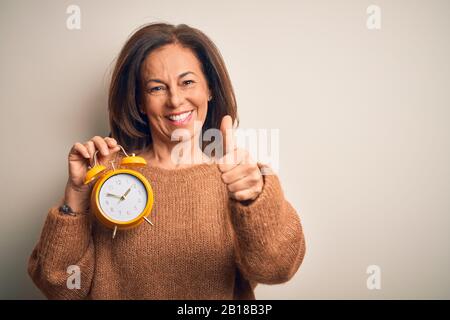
[91,136,110,156]
[220,115,235,156]
[218,148,245,173]
[104,137,118,148]
[230,189,258,202]
[84,141,96,159]
[104,137,121,152]
[221,162,254,185]
[226,170,262,193]
[73,142,90,159]
[218,148,255,173]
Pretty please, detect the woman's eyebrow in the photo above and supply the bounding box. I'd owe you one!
[146,71,196,84]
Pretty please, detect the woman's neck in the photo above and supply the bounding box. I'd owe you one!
[138,135,212,170]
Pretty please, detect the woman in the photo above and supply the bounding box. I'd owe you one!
[28,22,306,299]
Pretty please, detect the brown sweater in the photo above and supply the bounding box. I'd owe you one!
[28,160,306,299]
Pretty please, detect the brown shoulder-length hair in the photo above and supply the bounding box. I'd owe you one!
[108,22,238,154]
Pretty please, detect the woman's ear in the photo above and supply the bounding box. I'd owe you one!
[207,88,212,101]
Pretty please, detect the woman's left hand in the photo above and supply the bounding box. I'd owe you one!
[218,115,264,202]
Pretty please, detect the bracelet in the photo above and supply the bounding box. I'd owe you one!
[59,204,77,216]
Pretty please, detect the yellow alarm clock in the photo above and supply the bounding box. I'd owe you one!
[84,146,154,238]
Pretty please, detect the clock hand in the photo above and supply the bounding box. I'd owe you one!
[122,188,131,199]
[120,187,131,201]
[118,187,132,204]
[106,193,122,199]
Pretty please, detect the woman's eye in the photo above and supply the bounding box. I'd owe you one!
[149,86,166,95]
[183,80,195,86]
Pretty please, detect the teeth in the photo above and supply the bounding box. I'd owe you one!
[168,111,192,122]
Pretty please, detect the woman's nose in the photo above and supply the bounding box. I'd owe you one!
[167,87,184,108]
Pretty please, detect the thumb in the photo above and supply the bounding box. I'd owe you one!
[220,115,235,156]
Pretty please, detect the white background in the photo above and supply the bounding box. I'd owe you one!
[0,0,449,299]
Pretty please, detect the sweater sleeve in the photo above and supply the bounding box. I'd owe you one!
[229,171,306,285]
[28,199,95,299]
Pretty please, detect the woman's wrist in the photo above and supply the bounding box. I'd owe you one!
[63,182,90,213]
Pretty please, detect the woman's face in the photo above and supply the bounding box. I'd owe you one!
[140,43,211,145]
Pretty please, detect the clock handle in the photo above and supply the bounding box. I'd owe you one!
[89,145,132,170]
[88,150,99,169]
[117,145,131,157]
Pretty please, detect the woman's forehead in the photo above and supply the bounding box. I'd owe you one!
[142,44,203,79]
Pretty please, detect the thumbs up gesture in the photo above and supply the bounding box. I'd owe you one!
[218,115,264,202]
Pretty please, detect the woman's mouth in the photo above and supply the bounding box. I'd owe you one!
[165,110,194,126]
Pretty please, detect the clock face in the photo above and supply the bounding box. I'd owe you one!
[98,173,148,222]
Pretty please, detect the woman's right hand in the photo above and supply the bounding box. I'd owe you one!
[64,136,121,211]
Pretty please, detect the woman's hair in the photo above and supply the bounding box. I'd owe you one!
[108,22,238,153]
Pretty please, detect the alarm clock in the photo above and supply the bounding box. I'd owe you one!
[84,145,154,238]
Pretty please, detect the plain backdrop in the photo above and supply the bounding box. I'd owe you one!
[0,0,449,299]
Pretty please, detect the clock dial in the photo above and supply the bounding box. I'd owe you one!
[98,173,148,222]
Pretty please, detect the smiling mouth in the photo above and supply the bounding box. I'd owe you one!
[165,110,193,124]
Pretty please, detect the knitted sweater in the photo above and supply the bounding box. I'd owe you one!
[28,159,306,300]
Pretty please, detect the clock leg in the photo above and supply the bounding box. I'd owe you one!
[143,216,154,226]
